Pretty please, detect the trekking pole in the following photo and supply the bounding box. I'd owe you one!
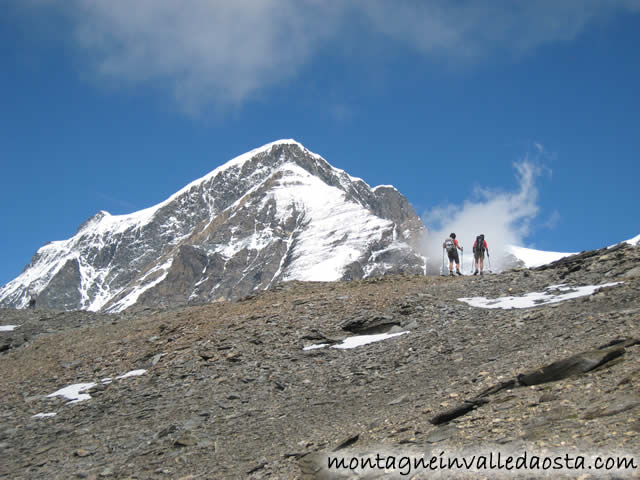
[488,254,492,273]
[441,248,445,276]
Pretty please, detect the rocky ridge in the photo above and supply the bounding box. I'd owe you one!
[0,242,639,479]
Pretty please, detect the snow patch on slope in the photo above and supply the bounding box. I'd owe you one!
[459,282,622,309]
[303,331,409,350]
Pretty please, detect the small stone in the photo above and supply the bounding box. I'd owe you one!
[174,431,199,447]
[620,266,640,278]
[404,320,420,331]
[538,393,556,403]
[247,459,268,474]
[388,394,408,405]
[152,354,165,366]
[158,425,178,438]
[75,448,92,458]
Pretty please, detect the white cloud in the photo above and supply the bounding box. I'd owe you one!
[359,0,640,61]
[421,159,546,273]
[30,0,346,112]
[18,1,640,111]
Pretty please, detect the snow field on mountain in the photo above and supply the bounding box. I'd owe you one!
[77,258,117,312]
[458,282,622,309]
[264,164,393,282]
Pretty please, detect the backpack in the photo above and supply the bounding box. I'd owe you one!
[444,237,456,253]
[475,235,485,253]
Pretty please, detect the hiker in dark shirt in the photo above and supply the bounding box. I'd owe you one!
[443,233,463,276]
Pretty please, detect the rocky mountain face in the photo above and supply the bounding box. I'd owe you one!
[1,242,639,479]
[0,140,426,312]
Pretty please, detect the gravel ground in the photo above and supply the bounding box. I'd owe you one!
[1,244,638,479]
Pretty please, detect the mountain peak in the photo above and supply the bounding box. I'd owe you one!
[1,141,426,312]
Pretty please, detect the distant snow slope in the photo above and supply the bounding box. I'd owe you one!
[624,234,640,246]
[506,232,640,269]
[506,245,576,269]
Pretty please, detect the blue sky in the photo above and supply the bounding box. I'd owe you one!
[1,1,639,286]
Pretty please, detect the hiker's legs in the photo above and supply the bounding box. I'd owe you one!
[448,252,457,274]
[479,257,484,273]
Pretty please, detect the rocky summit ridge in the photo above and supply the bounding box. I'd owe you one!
[0,140,426,312]
[0,241,639,479]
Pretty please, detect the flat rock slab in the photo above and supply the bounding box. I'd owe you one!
[340,313,399,334]
[430,343,634,425]
[517,345,626,386]
[583,395,640,420]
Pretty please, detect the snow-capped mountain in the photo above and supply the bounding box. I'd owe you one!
[0,140,426,312]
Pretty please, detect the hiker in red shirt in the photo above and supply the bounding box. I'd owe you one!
[443,233,463,276]
[473,234,489,275]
